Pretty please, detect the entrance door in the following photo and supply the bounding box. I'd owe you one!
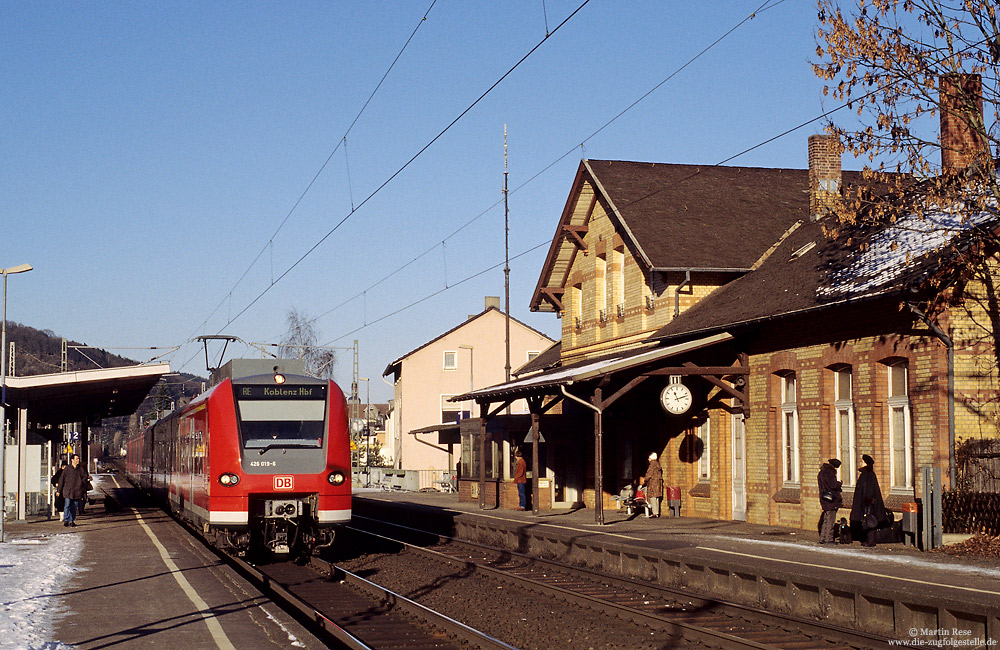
[732,414,747,520]
[550,441,582,508]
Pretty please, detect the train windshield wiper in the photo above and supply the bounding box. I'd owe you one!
[258,444,285,455]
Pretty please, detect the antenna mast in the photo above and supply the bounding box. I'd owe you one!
[504,125,511,384]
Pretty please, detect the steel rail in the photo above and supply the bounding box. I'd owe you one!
[349,517,913,650]
[312,558,520,650]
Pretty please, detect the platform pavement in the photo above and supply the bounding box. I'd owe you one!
[0,472,325,650]
[353,487,1000,645]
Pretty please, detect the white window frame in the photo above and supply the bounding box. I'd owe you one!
[697,419,711,481]
[612,247,625,315]
[595,254,608,320]
[888,362,913,489]
[440,394,464,424]
[780,372,800,485]
[834,366,856,486]
[443,350,457,371]
[526,351,540,362]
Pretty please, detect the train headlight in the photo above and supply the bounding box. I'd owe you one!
[218,473,240,487]
[327,471,346,485]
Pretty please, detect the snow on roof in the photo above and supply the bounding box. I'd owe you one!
[818,200,997,299]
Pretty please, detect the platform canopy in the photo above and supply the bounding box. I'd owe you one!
[4,363,170,426]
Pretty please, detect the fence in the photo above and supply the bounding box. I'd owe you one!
[956,438,1000,492]
[942,491,1000,535]
[352,467,455,493]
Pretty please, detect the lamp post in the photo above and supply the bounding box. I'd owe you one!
[458,344,475,500]
[458,344,474,413]
[0,263,32,543]
[358,377,370,486]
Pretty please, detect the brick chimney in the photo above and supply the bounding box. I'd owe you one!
[940,73,984,172]
[808,134,842,221]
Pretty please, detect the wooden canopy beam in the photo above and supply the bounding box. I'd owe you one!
[562,224,588,252]
[538,287,565,312]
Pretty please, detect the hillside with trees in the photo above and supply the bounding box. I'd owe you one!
[6,321,206,457]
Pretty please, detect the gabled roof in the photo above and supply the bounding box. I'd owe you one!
[530,159,864,311]
[382,306,555,377]
[649,198,999,343]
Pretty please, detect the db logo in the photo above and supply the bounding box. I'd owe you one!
[274,476,294,490]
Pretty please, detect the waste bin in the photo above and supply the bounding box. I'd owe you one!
[902,502,920,547]
[666,486,682,516]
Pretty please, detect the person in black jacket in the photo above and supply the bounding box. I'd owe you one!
[56,454,91,528]
[849,454,886,547]
[817,458,843,543]
[51,461,67,517]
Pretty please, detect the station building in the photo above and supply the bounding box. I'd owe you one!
[455,83,999,529]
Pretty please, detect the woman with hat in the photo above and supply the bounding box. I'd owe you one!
[817,458,843,543]
[639,452,663,518]
[850,454,887,547]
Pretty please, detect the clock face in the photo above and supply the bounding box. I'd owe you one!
[660,383,693,414]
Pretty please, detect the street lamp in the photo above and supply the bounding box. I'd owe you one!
[0,263,32,543]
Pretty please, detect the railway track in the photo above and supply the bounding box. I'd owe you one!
[347,515,914,650]
[250,557,516,650]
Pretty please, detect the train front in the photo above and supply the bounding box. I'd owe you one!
[223,371,351,555]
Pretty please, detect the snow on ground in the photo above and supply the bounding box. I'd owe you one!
[0,531,82,650]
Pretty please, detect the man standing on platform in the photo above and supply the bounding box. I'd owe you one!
[56,454,91,528]
[514,450,527,511]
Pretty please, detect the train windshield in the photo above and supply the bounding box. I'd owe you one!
[235,384,327,449]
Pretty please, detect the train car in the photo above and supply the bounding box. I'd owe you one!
[126,359,351,555]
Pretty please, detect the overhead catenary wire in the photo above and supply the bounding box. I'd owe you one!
[205,0,594,337]
[181,0,440,348]
[257,0,785,346]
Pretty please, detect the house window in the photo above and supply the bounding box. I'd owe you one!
[888,361,913,489]
[697,420,710,481]
[610,247,625,317]
[833,366,855,486]
[596,253,607,320]
[526,351,539,362]
[443,351,457,370]
[780,372,799,484]
[441,394,468,424]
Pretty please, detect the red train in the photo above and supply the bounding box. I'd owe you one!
[125,360,352,556]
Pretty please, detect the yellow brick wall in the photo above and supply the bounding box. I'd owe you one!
[947,260,1000,444]
[559,193,732,364]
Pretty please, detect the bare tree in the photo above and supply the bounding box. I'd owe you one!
[278,308,337,379]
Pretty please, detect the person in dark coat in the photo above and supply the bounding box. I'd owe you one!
[817,458,843,543]
[56,454,91,528]
[51,461,67,517]
[849,454,886,547]
[640,452,663,518]
[513,450,527,511]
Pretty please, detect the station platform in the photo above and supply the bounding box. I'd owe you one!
[0,472,324,650]
[353,488,1000,647]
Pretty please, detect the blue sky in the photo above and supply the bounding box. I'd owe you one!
[3,1,851,402]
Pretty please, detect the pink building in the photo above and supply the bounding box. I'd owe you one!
[382,297,555,475]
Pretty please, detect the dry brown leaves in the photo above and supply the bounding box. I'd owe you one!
[932,534,1000,558]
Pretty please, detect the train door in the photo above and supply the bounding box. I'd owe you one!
[186,418,195,511]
